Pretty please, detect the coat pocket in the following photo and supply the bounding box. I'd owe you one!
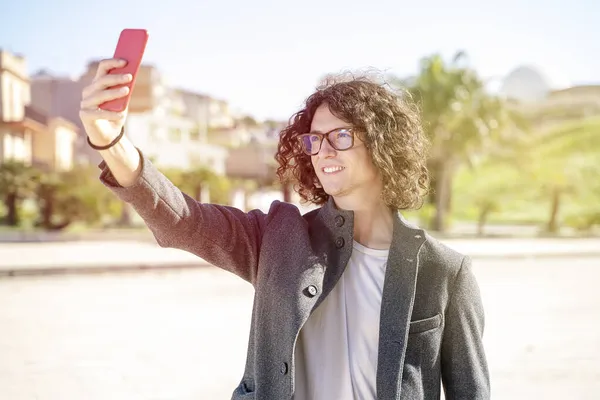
[409,313,442,334]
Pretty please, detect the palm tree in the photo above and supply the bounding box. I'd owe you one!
[402,51,527,232]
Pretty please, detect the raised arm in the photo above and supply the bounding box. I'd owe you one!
[79,58,267,284]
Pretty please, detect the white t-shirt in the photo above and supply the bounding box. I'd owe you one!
[294,240,389,400]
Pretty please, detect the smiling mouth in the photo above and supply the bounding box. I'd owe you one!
[322,166,345,174]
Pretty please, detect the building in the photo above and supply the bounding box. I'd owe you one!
[500,66,551,103]
[0,50,34,164]
[225,138,278,185]
[30,70,82,125]
[174,88,238,142]
[30,112,79,171]
[124,91,229,174]
[75,62,231,173]
[175,89,236,130]
[0,50,77,171]
[30,70,90,166]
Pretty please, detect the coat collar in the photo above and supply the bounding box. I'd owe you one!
[315,196,425,248]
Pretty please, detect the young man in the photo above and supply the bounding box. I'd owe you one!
[80,59,489,400]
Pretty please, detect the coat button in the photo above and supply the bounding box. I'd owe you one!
[335,237,345,248]
[280,362,288,375]
[306,285,318,297]
[334,215,345,227]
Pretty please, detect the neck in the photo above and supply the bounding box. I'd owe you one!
[332,192,394,250]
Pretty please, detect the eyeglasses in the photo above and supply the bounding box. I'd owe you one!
[298,128,355,156]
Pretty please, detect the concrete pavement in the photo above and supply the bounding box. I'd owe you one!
[0,241,208,276]
[0,237,599,277]
[1,256,599,399]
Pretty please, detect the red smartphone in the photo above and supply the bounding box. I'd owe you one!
[99,28,149,112]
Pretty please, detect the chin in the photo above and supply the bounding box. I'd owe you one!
[321,185,346,197]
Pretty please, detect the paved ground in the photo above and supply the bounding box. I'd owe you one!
[1,255,599,399]
[1,237,599,276]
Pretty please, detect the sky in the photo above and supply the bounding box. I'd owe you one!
[1,0,597,121]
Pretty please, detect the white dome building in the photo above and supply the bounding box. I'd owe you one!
[500,66,551,103]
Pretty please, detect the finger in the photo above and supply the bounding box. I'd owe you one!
[80,86,129,109]
[79,107,127,122]
[82,73,132,98]
[94,58,127,79]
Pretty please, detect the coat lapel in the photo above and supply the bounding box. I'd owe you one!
[311,197,354,310]
[376,213,426,399]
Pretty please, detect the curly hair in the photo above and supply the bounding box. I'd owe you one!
[275,73,430,211]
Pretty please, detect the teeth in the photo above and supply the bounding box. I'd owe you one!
[323,166,344,173]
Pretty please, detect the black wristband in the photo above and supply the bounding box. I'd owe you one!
[87,127,125,150]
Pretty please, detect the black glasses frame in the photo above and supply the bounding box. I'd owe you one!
[298,128,355,156]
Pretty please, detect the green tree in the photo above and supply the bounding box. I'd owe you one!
[522,117,600,233]
[240,116,259,127]
[453,160,529,236]
[0,161,38,226]
[401,51,528,232]
[164,166,227,204]
[35,166,122,230]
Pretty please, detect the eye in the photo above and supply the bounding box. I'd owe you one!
[335,129,351,137]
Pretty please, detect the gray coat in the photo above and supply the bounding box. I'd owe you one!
[99,152,490,400]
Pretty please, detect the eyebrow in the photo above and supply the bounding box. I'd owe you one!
[308,127,352,134]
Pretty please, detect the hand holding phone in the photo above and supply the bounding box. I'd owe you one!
[79,29,149,148]
[99,28,149,112]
